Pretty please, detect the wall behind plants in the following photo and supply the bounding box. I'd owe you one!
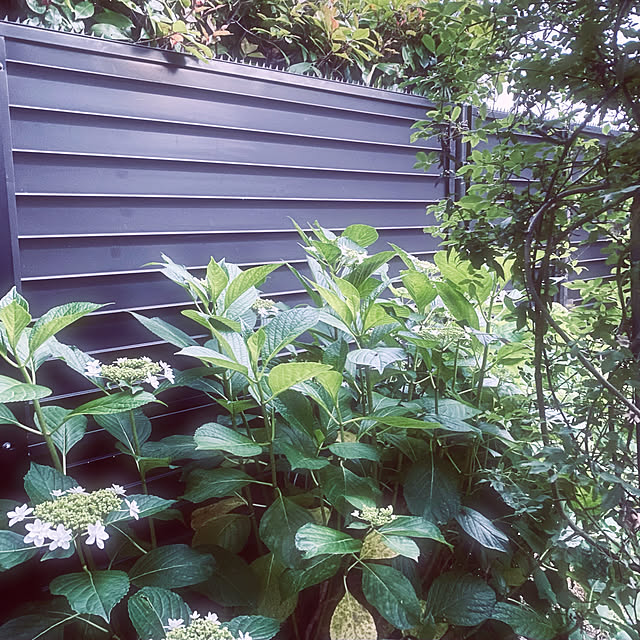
[0,22,444,483]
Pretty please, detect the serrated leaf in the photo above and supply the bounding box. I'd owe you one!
[320,465,379,513]
[182,468,254,502]
[0,530,40,570]
[378,516,446,545]
[50,570,129,622]
[131,313,197,349]
[404,459,461,524]
[401,271,437,313]
[95,410,151,455]
[206,257,229,301]
[269,362,332,397]
[24,463,76,504]
[361,563,421,629]
[67,391,158,419]
[176,346,249,376]
[260,495,314,569]
[0,375,51,403]
[295,523,361,558]
[279,442,329,470]
[29,302,103,353]
[225,264,280,309]
[328,442,380,462]
[280,555,341,599]
[347,348,405,374]
[0,613,71,639]
[129,544,215,588]
[330,589,377,640]
[454,506,509,552]
[425,572,496,626]
[0,300,31,349]
[128,586,191,640]
[342,224,378,248]
[225,615,280,640]
[434,281,479,329]
[262,308,320,362]
[37,406,86,457]
[73,1,94,18]
[491,602,557,640]
[194,423,262,457]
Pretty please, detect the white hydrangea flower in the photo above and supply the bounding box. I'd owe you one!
[86,521,109,549]
[190,611,201,620]
[67,486,87,495]
[126,499,140,520]
[85,359,102,377]
[144,374,160,389]
[110,484,127,496]
[165,618,184,631]
[159,361,175,384]
[7,504,33,527]
[24,519,53,547]
[238,632,252,640]
[47,524,73,551]
[51,489,65,498]
[205,612,218,623]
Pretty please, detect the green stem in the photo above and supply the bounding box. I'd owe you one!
[475,284,497,407]
[19,365,63,473]
[128,410,157,548]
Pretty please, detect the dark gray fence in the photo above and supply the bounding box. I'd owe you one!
[0,23,447,480]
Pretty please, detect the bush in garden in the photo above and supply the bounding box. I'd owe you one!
[0,224,582,638]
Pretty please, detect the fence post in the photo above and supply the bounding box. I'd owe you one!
[0,35,21,295]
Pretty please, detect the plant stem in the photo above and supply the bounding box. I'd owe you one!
[128,410,157,548]
[19,365,63,473]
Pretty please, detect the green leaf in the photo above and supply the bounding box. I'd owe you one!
[24,463,76,504]
[141,435,208,461]
[404,459,461,524]
[129,544,215,588]
[342,224,378,248]
[0,531,39,570]
[378,515,446,545]
[73,1,94,18]
[0,300,31,349]
[105,494,174,524]
[262,308,320,362]
[0,403,25,427]
[401,271,437,313]
[295,523,361,558]
[329,589,377,640]
[50,570,129,622]
[226,615,280,640]
[128,586,191,640]
[425,572,496,626]
[251,554,298,621]
[269,362,332,397]
[320,465,379,513]
[491,602,558,640]
[91,22,128,39]
[225,263,280,309]
[279,442,329,470]
[0,375,51,403]
[346,251,395,290]
[206,257,229,301]
[376,532,420,561]
[37,406,86,457]
[194,422,262,457]
[361,563,421,629]
[182,468,254,502]
[68,391,158,418]
[373,415,441,430]
[131,313,197,349]
[454,506,509,552]
[328,442,380,462]
[347,348,405,374]
[25,0,47,14]
[280,555,341,599]
[422,33,436,53]
[29,302,103,353]
[176,346,249,376]
[260,495,314,569]
[202,547,260,607]
[435,281,479,329]
[95,410,151,455]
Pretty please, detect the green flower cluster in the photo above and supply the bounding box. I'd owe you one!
[411,258,440,277]
[165,619,235,640]
[412,322,468,346]
[353,505,397,527]
[34,489,121,533]
[251,298,279,318]
[341,248,368,265]
[101,357,162,386]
